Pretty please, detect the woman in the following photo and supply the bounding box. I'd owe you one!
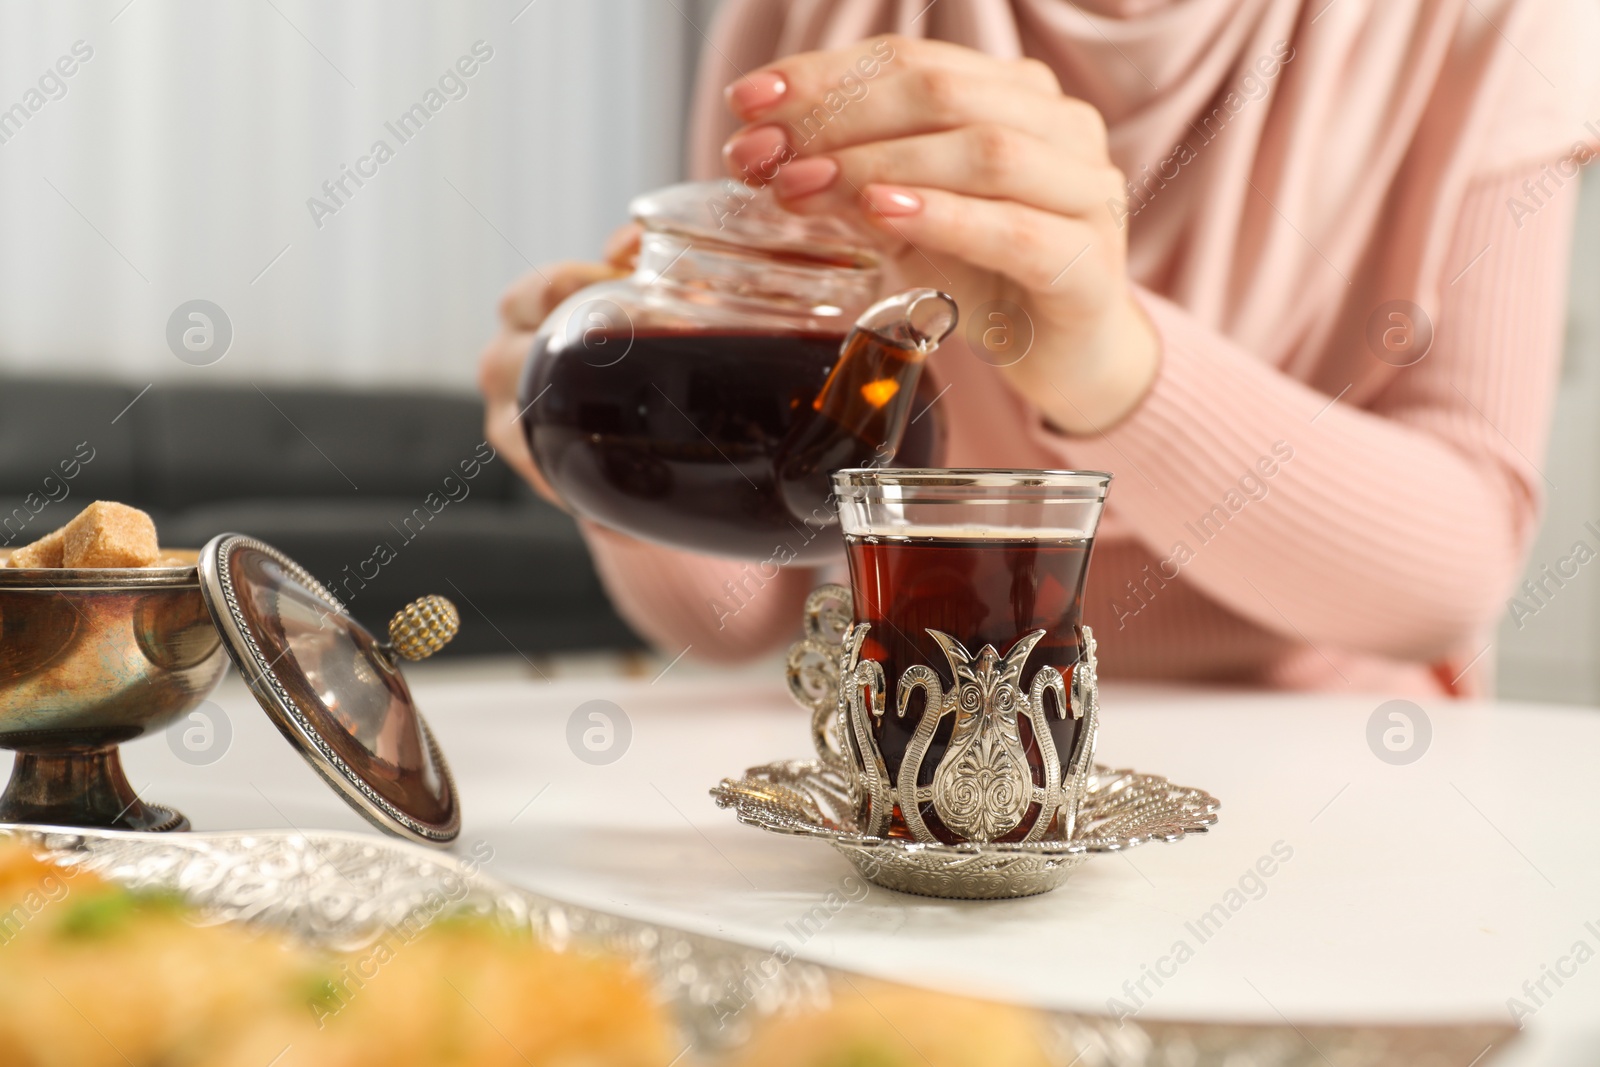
[480,0,1599,696]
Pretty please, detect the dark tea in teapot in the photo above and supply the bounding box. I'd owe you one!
[523,326,945,563]
[517,181,962,563]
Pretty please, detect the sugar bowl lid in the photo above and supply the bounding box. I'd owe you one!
[196,533,460,845]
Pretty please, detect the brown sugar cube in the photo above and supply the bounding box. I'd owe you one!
[6,525,66,568]
[61,502,160,568]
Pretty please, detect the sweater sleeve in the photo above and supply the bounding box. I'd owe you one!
[1052,165,1577,661]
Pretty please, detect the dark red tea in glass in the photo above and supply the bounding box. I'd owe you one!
[835,469,1110,845]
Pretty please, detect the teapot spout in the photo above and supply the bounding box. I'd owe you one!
[849,288,959,354]
[807,287,958,445]
[774,289,958,528]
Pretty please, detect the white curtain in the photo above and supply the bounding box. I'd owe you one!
[0,0,714,389]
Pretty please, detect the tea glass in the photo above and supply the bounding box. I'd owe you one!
[831,469,1110,845]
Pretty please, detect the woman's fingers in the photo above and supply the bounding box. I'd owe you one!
[478,327,555,500]
[477,324,528,405]
[765,125,1124,223]
[498,261,624,331]
[726,36,1049,120]
[724,73,1109,177]
[602,222,643,270]
[483,259,625,505]
[481,221,636,506]
[860,184,1117,303]
[480,335,565,508]
[723,41,1105,168]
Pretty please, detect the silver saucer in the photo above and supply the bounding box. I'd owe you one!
[712,759,1219,899]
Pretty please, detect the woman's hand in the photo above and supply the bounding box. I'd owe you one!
[477,226,638,505]
[722,37,1158,434]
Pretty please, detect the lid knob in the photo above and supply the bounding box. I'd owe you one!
[387,596,460,661]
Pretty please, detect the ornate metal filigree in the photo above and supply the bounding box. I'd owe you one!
[788,584,1102,848]
[840,623,894,838]
[713,759,1218,899]
[386,594,461,661]
[1061,626,1100,840]
[784,584,853,770]
[926,629,1056,843]
[761,584,1205,898]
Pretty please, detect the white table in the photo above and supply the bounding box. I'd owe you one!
[118,669,1600,1064]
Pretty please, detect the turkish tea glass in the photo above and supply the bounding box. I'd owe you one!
[832,468,1110,845]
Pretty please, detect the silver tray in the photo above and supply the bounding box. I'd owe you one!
[0,826,1515,1066]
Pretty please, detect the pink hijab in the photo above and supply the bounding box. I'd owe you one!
[688,0,1600,405]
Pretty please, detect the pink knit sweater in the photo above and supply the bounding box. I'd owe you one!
[576,10,1588,697]
[582,165,1576,697]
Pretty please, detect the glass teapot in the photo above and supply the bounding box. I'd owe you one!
[518,180,957,564]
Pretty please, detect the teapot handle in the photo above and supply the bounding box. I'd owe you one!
[850,288,958,351]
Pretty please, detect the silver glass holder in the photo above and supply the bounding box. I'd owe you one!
[712,584,1220,899]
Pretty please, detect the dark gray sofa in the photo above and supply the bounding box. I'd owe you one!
[0,377,639,657]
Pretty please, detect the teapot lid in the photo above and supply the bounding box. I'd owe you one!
[631,180,880,270]
[196,533,460,845]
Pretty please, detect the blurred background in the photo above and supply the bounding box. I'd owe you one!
[0,0,1595,699]
[0,0,721,666]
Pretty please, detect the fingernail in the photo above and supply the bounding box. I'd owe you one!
[865,185,923,217]
[773,157,840,200]
[723,125,791,177]
[725,71,787,118]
